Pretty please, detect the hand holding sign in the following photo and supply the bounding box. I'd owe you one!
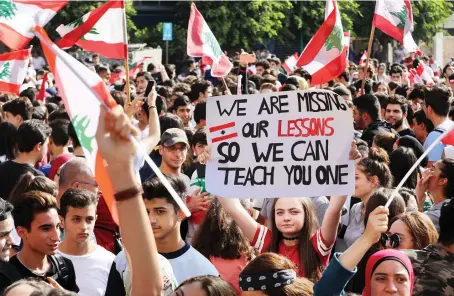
[206,90,355,199]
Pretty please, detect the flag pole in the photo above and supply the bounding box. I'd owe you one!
[385,124,454,208]
[33,28,191,218]
[222,77,231,95]
[361,26,375,95]
[120,0,131,105]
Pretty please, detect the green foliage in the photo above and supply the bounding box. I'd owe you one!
[411,0,453,44]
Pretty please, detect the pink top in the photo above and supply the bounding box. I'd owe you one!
[210,255,249,295]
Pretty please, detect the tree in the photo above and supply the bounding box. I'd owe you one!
[351,0,453,44]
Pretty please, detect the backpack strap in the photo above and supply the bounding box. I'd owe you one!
[433,127,445,134]
[0,261,22,286]
[48,254,69,283]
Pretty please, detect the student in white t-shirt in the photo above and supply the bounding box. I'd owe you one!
[57,188,115,296]
[141,175,218,283]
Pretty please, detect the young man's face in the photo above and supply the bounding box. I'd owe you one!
[160,143,188,170]
[144,198,180,240]
[385,104,405,128]
[391,73,402,84]
[192,143,207,158]
[200,87,213,100]
[175,105,191,125]
[4,112,22,129]
[19,209,61,255]
[256,66,265,76]
[61,205,96,245]
[136,76,148,93]
[412,118,426,141]
[353,106,366,130]
[270,61,279,70]
[0,216,14,262]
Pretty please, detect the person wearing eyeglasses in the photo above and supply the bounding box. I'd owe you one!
[57,158,98,209]
[383,212,438,250]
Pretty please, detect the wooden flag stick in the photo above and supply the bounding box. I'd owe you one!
[121,1,131,105]
[124,58,131,104]
[361,26,375,94]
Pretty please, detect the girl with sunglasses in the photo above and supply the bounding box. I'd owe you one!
[315,206,414,296]
[346,188,406,294]
[384,212,438,250]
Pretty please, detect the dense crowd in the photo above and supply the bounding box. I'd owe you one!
[0,48,453,296]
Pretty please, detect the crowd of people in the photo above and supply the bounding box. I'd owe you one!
[0,46,453,296]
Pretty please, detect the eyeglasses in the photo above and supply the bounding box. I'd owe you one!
[380,233,404,249]
[77,180,98,188]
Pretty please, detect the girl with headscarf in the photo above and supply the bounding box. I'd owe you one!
[314,206,414,296]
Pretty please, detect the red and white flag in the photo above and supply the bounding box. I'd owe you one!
[35,26,120,221]
[0,49,30,94]
[128,56,151,78]
[187,3,232,77]
[344,31,350,63]
[282,53,299,73]
[373,0,420,54]
[56,0,127,59]
[359,50,368,65]
[209,122,238,143]
[0,1,67,50]
[415,62,434,85]
[296,0,348,86]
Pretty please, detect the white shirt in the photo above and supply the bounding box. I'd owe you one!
[160,243,218,283]
[57,246,115,296]
[32,56,46,70]
[132,120,149,140]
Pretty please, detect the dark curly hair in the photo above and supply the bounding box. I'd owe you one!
[192,199,254,261]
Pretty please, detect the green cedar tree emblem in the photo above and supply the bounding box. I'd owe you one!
[72,114,95,153]
[0,1,17,20]
[0,62,11,81]
[390,5,407,30]
[324,25,343,52]
[201,31,223,60]
[67,16,100,40]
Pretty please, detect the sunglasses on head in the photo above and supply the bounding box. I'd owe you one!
[380,233,401,249]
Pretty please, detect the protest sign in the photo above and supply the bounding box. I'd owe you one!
[206,89,355,199]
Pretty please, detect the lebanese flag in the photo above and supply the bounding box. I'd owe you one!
[209,122,238,143]
[282,53,299,73]
[296,0,348,86]
[35,26,120,222]
[415,62,434,85]
[373,0,420,54]
[128,56,151,78]
[360,50,368,65]
[0,49,30,94]
[56,0,127,59]
[187,3,232,77]
[0,1,68,50]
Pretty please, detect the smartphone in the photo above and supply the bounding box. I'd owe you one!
[144,80,155,98]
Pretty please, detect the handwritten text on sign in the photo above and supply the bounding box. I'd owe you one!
[206,90,355,199]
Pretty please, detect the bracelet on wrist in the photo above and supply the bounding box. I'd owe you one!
[114,186,143,202]
[148,105,157,109]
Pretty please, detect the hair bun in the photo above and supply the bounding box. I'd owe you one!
[368,147,389,164]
